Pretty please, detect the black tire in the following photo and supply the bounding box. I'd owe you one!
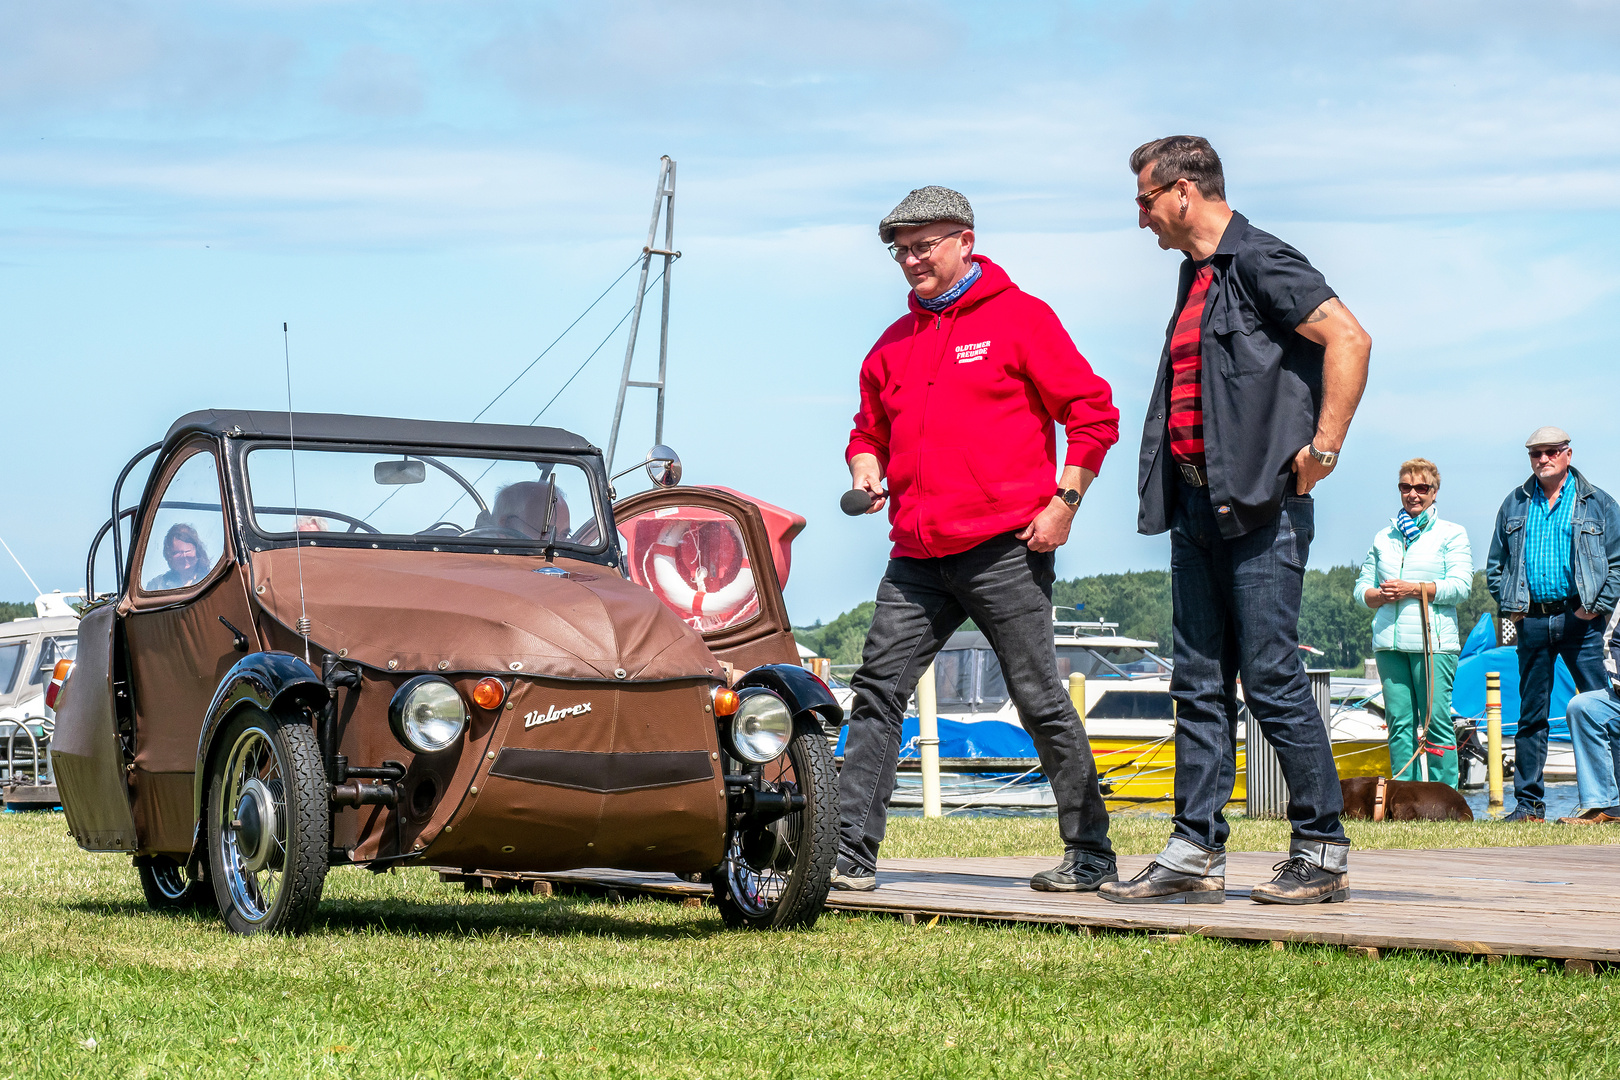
[713,717,837,930]
[137,856,210,911]
[206,707,329,935]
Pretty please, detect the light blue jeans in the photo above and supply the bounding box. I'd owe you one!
[1566,686,1620,812]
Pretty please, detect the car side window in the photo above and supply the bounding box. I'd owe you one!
[618,505,760,633]
[137,449,228,594]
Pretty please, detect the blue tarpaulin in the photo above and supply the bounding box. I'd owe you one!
[1450,613,1573,738]
[834,715,1037,760]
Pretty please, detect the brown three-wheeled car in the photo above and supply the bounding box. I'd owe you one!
[52,410,841,933]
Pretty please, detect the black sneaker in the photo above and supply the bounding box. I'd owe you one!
[1501,805,1546,823]
[830,857,877,892]
[1250,856,1348,905]
[1030,850,1118,893]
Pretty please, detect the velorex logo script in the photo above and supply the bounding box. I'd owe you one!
[524,701,592,729]
[954,339,991,363]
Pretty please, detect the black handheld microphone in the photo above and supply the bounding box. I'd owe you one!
[840,489,877,516]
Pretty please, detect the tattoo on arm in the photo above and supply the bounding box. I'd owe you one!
[1302,298,1340,325]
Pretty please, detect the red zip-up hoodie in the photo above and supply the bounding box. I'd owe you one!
[846,255,1119,559]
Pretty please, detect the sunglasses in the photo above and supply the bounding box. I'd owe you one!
[1135,181,1177,212]
[1529,444,1570,460]
[1398,483,1433,495]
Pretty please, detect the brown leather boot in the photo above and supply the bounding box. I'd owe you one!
[1249,856,1348,905]
[1097,861,1225,905]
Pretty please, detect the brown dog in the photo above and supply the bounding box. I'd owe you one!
[1340,776,1474,822]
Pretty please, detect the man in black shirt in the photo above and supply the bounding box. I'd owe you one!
[1100,136,1373,906]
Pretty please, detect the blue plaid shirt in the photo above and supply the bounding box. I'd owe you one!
[1525,480,1575,602]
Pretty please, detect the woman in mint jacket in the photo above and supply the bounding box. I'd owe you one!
[1355,458,1474,786]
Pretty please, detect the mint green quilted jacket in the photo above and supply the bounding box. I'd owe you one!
[1354,510,1474,654]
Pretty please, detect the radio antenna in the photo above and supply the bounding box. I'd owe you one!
[283,321,311,664]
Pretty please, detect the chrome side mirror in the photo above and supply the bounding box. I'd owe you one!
[646,445,681,488]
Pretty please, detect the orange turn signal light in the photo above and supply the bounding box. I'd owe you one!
[44,658,74,710]
[471,677,507,711]
[712,686,740,717]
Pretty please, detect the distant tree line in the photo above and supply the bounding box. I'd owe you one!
[794,568,1500,675]
[0,601,34,624]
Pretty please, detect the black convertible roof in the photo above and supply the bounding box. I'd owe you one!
[166,409,597,455]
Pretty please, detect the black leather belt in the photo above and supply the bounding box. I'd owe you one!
[1526,597,1578,617]
[1177,462,1209,487]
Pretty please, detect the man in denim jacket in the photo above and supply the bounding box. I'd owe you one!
[1486,426,1620,821]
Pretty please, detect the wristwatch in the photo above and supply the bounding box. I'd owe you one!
[1307,444,1338,468]
[1056,487,1083,509]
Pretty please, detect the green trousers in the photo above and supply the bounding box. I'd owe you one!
[1376,649,1459,787]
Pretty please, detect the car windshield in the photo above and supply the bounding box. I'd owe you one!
[244,447,607,552]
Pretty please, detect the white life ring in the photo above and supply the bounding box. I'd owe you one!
[644,521,756,626]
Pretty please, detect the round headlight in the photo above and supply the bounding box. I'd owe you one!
[728,689,793,764]
[389,675,468,754]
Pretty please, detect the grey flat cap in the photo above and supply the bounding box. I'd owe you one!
[879,186,974,244]
[1525,425,1571,448]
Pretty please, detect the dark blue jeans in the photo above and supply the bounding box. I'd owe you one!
[837,533,1112,872]
[1166,481,1345,866]
[1513,610,1610,812]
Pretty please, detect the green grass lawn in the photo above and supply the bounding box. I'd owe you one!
[3,809,1618,1079]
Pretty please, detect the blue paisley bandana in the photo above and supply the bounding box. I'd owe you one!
[917,262,981,312]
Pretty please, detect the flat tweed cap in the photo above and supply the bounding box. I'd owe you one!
[879,186,974,244]
[1525,425,1571,448]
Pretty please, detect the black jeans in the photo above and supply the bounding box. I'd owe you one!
[1164,481,1346,874]
[837,533,1112,872]
[1513,610,1610,812]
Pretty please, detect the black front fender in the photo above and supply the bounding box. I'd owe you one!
[192,652,329,821]
[736,663,844,728]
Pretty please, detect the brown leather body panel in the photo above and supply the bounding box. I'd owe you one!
[124,568,262,854]
[52,603,139,851]
[252,548,718,682]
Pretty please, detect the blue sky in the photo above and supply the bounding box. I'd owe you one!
[2,1,1617,625]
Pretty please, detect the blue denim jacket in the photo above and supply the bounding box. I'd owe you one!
[1487,467,1620,616]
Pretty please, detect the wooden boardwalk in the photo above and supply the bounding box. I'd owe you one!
[442,845,1620,963]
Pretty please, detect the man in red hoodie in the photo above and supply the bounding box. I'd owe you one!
[835,186,1121,893]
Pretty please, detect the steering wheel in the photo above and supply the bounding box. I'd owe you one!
[461,527,527,540]
[416,521,466,536]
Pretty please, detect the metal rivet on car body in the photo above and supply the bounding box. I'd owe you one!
[372,543,379,549]
[255,584,265,594]
[501,845,514,853]
[505,702,514,711]
[614,668,627,679]
[437,661,449,670]
[711,752,719,760]
[586,842,593,848]
[338,648,348,658]
[487,751,496,760]
[445,825,453,832]
[388,660,398,670]
[470,786,479,795]
[509,662,522,671]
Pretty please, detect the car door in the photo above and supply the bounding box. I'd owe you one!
[612,486,801,673]
[119,438,262,855]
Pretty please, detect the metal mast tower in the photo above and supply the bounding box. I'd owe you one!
[606,156,679,473]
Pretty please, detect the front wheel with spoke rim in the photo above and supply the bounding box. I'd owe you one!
[206,707,329,935]
[713,717,837,929]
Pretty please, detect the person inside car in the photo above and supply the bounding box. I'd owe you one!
[145,522,211,591]
[491,481,571,540]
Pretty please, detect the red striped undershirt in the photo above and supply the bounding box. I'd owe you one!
[1169,262,1214,466]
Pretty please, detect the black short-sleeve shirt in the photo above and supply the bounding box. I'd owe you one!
[1136,212,1337,539]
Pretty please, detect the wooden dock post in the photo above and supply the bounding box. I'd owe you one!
[1486,671,1504,810]
[917,660,941,818]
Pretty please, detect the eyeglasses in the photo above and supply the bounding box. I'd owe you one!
[1135,182,1177,212]
[888,229,965,262]
[1528,444,1571,460]
[1398,483,1433,495]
